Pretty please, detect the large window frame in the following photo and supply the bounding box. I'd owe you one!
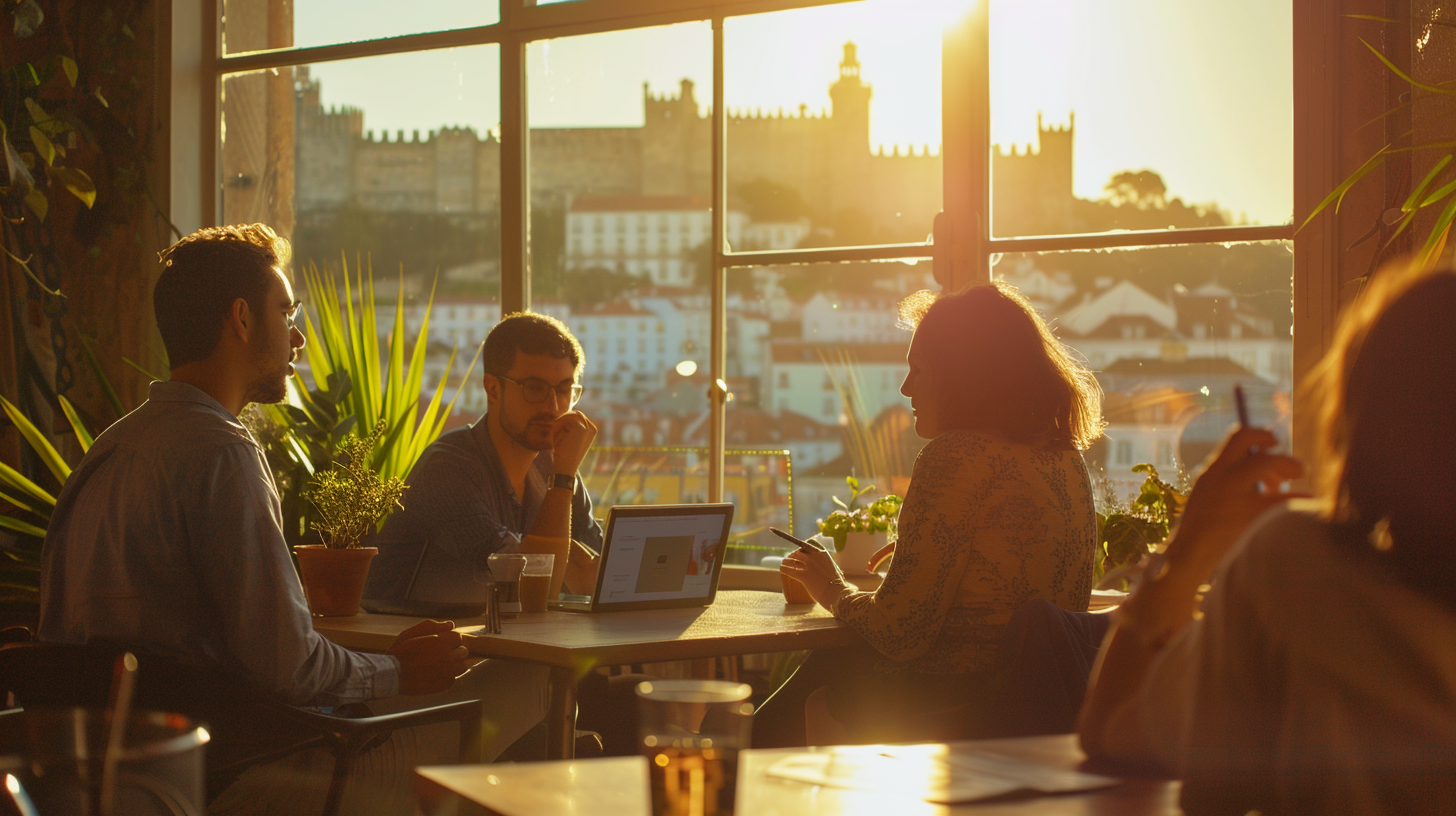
[193,0,1332,502]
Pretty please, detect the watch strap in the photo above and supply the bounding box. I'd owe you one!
[550,472,576,491]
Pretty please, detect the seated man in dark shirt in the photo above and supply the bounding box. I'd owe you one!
[366,311,602,605]
[366,312,645,756]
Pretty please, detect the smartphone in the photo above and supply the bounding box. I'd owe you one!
[770,527,826,554]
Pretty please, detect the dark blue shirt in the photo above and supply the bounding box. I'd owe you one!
[365,418,603,603]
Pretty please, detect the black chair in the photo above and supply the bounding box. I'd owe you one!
[897,599,1113,741]
[0,637,483,816]
[978,598,1112,737]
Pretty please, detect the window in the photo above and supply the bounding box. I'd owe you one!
[209,0,1301,554]
[1115,440,1132,466]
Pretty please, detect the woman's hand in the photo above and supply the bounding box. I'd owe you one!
[781,541,850,610]
[1163,427,1307,577]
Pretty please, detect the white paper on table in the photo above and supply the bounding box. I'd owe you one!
[764,744,1121,804]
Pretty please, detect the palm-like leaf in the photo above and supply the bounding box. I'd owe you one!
[282,256,479,488]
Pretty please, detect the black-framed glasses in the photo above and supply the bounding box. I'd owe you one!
[495,374,583,408]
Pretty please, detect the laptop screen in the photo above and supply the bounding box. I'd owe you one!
[593,503,734,609]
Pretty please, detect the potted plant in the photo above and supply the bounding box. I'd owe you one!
[293,418,407,616]
[1095,463,1185,589]
[816,476,902,575]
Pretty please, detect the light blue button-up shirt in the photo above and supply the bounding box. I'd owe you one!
[38,381,398,706]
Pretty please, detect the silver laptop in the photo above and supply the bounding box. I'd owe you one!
[552,503,735,612]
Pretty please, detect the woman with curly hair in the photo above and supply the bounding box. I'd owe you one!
[756,281,1105,747]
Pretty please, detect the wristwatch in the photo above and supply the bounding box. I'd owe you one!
[550,472,576,492]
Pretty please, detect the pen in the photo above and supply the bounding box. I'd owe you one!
[770,527,825,554]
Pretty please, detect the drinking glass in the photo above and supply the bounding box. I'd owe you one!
[636,680,754,816]
[487,553,526,615]
[518,553,555,613]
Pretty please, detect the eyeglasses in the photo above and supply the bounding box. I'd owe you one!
[284,303,302,331]
[495,374,583,408]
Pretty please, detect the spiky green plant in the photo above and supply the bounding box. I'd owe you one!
[294,256,479,482]
[306,418,407,549]
[246,255,480,543]
[0,392,93,603]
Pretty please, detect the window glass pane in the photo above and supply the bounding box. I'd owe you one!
[222,46,501,423]
[988,0,1292,237]
[725,260,937,562]
[993,242,1293,503]
[222,0,499,55]
[725,1,947,248]
[578,449,791,566]
[527,23,713,458]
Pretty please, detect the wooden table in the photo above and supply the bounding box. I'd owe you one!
[414,733,1182,816]
[315,590,856,758]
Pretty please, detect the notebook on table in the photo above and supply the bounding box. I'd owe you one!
[551,502,735,613]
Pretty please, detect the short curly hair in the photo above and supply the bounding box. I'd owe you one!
[483,311,585,379]
[898,283,1104,450]
[153,224,291,368]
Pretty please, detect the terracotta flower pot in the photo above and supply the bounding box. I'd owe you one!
[293,545,378,616]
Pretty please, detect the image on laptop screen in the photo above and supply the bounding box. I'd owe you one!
[595,504,733,608]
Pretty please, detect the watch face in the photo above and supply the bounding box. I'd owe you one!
[553,473,575,490]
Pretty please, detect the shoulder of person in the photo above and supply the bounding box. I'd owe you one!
[407,426,479,476]
[912,429,1010,472]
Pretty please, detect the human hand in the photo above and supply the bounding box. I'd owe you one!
[550,411,598,475]
[780,541,848,611]
[1164,427,1307,577]
[388,619,469,696]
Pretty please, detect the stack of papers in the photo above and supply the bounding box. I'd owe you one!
[765,744,1120,804]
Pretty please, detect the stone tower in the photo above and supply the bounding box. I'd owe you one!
[828,42,871,161]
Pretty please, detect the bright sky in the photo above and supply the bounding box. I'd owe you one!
[278,0,1292,225]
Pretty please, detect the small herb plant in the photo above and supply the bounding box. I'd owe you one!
[305,418,407,549]
[816,475,902,552]
[1095,463,1185,585]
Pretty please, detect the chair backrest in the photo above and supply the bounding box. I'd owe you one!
[983,598,1113,737]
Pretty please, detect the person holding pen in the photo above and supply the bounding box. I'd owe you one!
[755,282,1105,747]
[1078,260,1456,815]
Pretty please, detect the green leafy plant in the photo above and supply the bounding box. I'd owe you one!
[1300,18,1456,270]
[816,475,902,552]
[305,418,407,549]
[245,256,480,543]
[0,392,93,604]
[1094,463,1185,585]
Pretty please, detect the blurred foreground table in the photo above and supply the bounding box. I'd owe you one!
[315,590,854,758]
[414,733,1181,816]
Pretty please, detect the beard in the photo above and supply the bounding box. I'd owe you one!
[245,358,293,406]
[504,411,558,452]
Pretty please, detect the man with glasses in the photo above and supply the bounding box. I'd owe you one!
[366,311,603,605]
[364,311,610,757]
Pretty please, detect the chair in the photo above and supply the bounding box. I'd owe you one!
[0,636,484,816]
[896,599,1112,741]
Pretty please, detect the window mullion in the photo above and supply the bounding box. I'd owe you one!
[500,2,529,313]
[708,15,727,504]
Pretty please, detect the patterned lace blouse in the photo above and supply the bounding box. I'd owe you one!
[833,429,1097,675]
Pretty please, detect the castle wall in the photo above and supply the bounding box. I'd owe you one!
[529,127,643,209]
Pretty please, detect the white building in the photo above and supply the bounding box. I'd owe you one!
[768,341,909,425]
[1056,280,1292,386]
[372,298,571,352]
[799,293,906,343]
[565,196,751,286]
